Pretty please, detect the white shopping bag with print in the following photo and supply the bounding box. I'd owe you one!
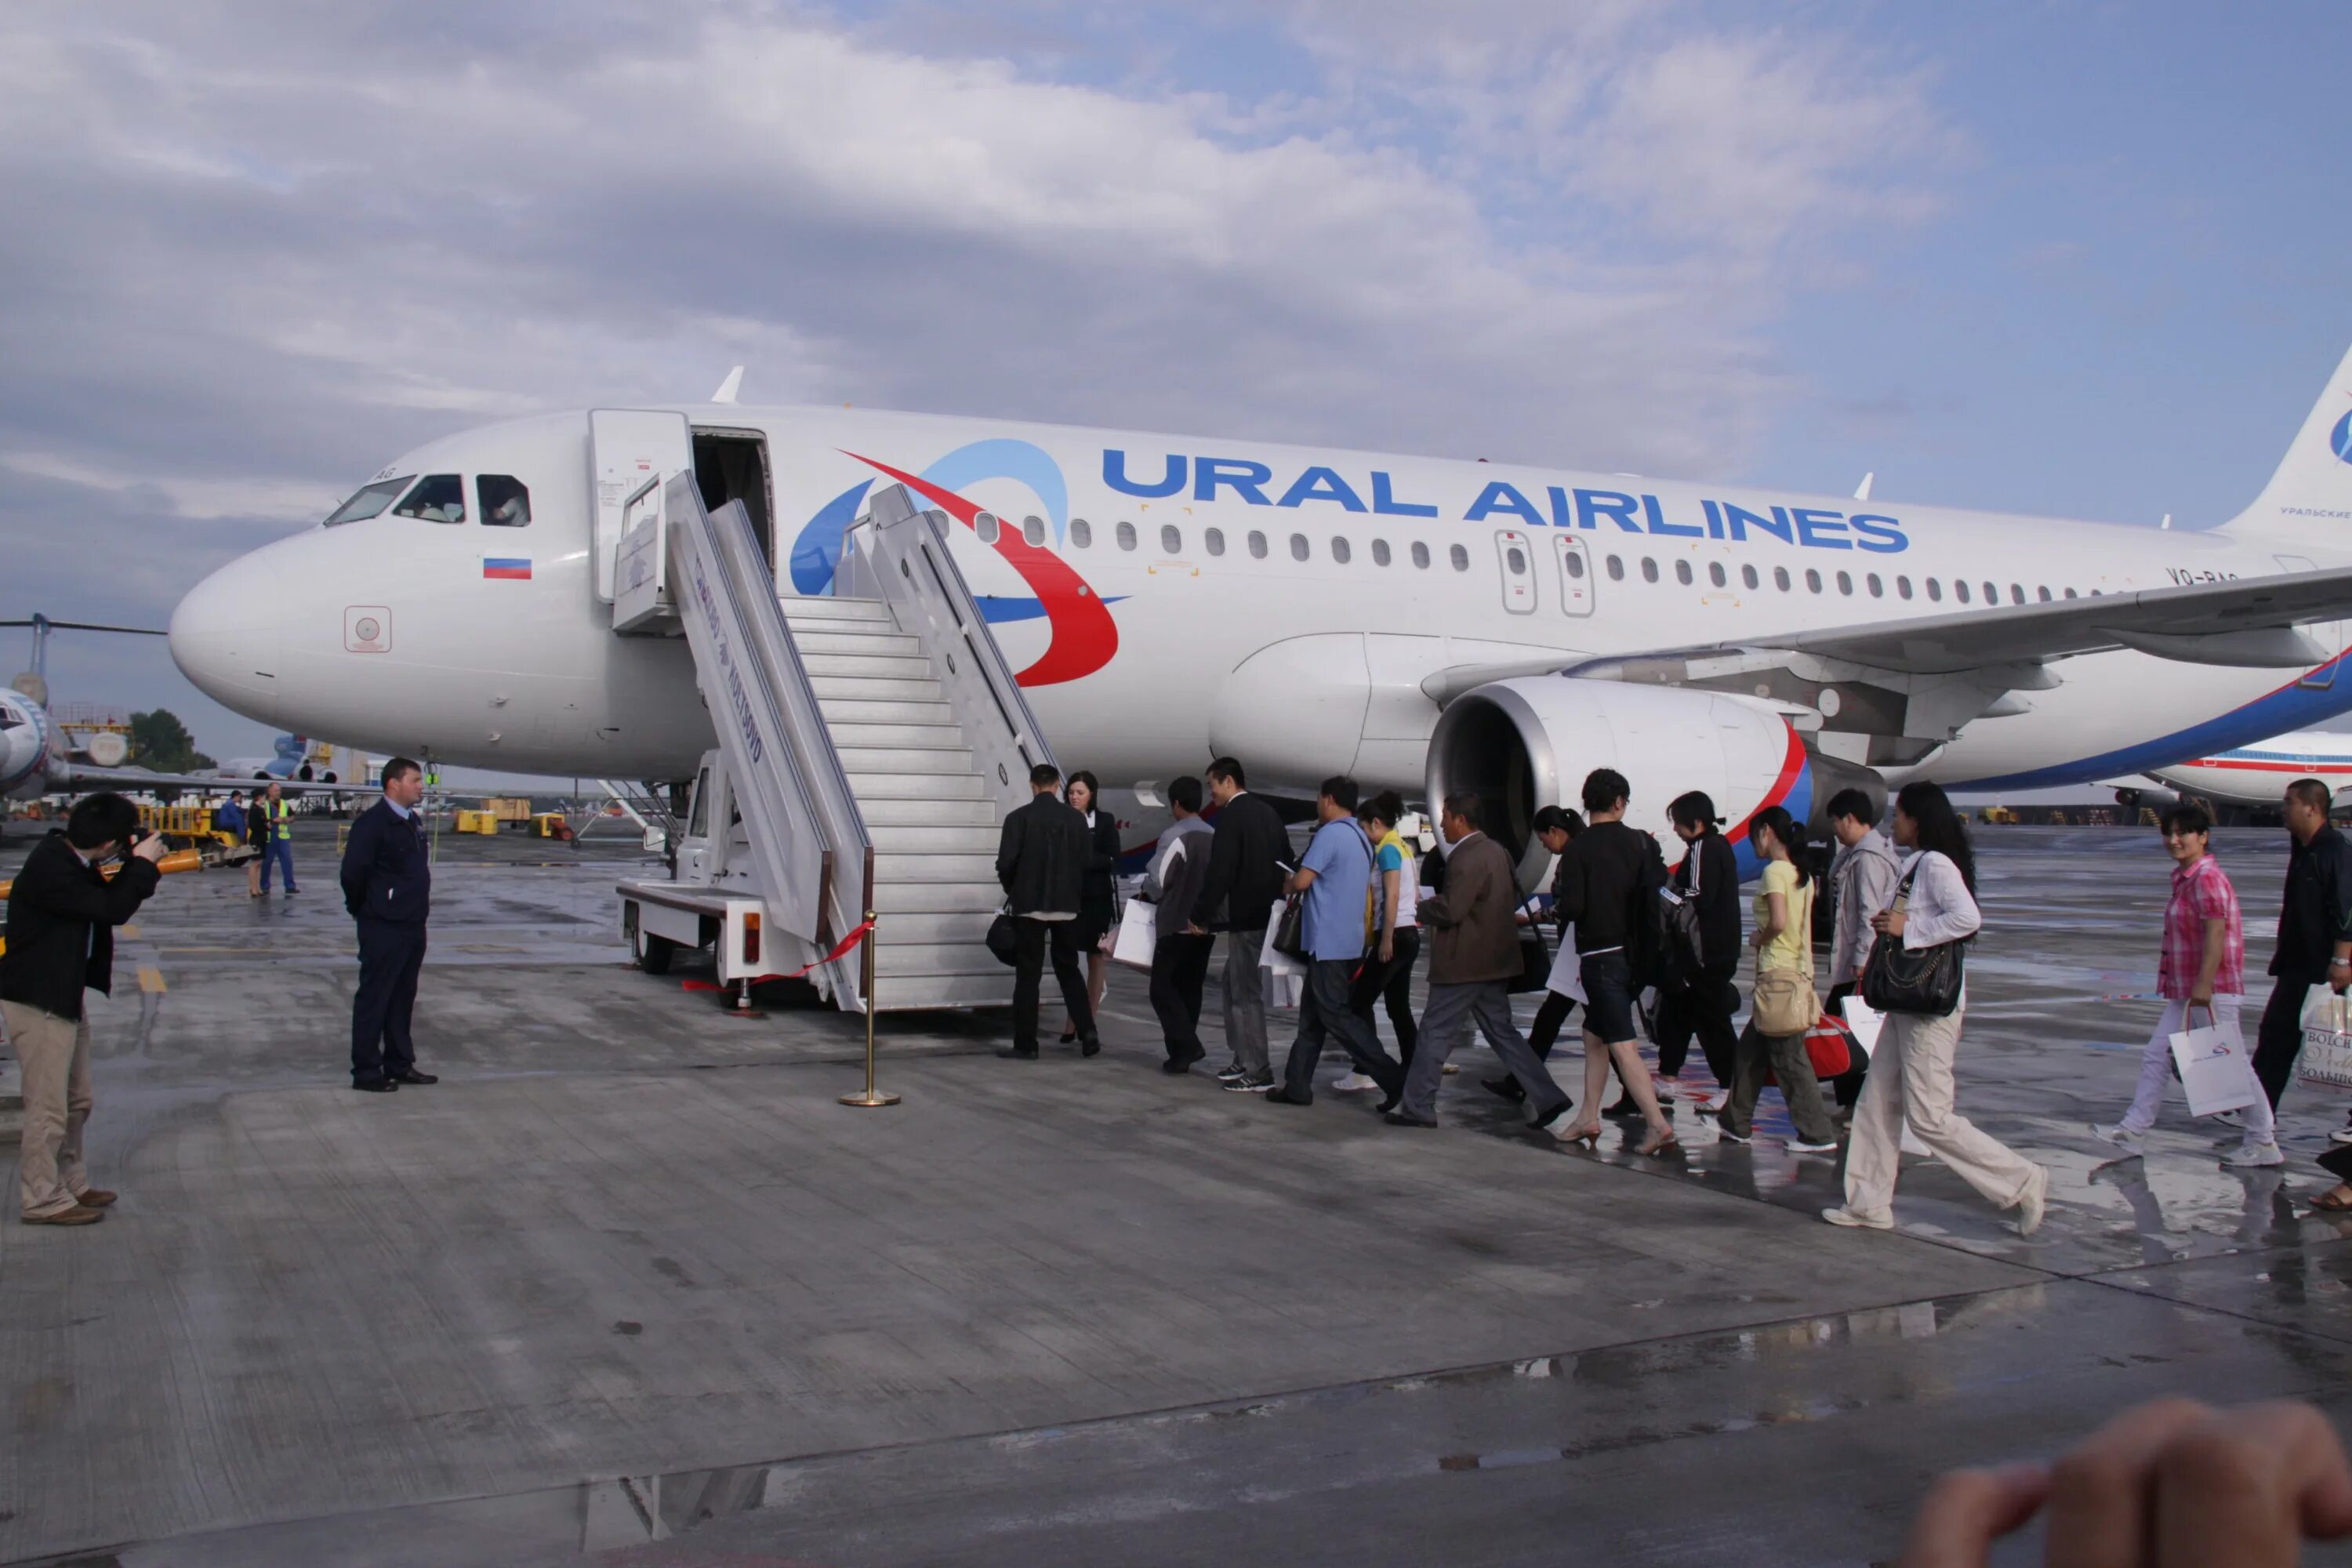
[2169,1007,2260,1117]
[1840,997,1933,1158]
[1110,901,1158,969]
[1258,924,1305,1009]
[2299,989,2352,1093]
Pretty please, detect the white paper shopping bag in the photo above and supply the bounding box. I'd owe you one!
[2299,990,2352,1093]
[1838,997,1933,1157]
[1110,901,1158,968]
[2169,1008,2260,1117]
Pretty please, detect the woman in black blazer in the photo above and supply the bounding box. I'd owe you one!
[1060,770,1123,1044]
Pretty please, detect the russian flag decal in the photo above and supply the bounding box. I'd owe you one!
[482,557,532,580]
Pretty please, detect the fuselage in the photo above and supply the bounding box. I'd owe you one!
[2140,730,2352,809]
[167,403,2352,796]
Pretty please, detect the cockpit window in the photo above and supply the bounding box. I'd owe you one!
[394,474,466,524]
[0,706,20,730]
[479,475,531,527]
[323,475,414,527]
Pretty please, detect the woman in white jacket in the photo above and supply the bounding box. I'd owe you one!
[1824,782,2053,1236]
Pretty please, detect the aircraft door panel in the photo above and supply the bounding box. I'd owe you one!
[589,409,693,604]
[1552,536,1594,617]
[1495,530,1537,615]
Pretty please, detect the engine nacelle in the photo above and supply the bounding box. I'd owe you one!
[1425,676,1880,890]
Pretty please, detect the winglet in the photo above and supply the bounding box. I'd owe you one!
[1853,472,1875,501]
[710,366,745,405]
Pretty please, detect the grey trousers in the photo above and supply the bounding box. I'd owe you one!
[1222,929,1269,1077]
[1280,958,1404,1102]
[1400,980,1571,1123]
[1717,1020,1838,1143]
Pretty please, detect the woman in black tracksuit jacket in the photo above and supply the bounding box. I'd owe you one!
[1652,790,1743,1098]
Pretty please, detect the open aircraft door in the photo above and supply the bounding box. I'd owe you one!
[590,409,693,603]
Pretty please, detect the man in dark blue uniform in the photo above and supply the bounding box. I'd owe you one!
[339,757,437,1091]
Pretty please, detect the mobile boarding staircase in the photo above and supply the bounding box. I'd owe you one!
[612,477,1057,1012]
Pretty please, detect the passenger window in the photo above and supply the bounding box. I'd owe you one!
[2011,584,2025,604]
[1984,582,1999,605]
[1607,555,1626,582]
[1773,566,1791,592]
[394,474,466,524]
[1867,573,1883,597]
[1071,518,1093,549]
[1411,541,1432,569]
[2063,587,2077,598]
[478,475,531,527]
[1926,579,1944,602]
[1023,515,1047,547]
[1640,557,1658,583]
[1372,539,1391,566]
[1161,524,1182,554]
[1336,537,1356,565]
[977,513,1001,544]
[1116,521,1138,551]
[1708,561,1726,588]
[1741,564,1759,590]
[1896,575,1913,599]
[1249,531,1269,559]
[1204,527,1224,557]
[1450,543,1470,572]
[1290,534,1310,562]
[324,474,414,527]
[1566,552,1587,579]
[1836,571,1853,595]
[1806,568,1822,593]
[1955,580,1971,604]
[1675,560,1693,586]
[2038,586,2052,601]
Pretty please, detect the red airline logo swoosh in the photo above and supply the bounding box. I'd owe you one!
[844,452,1120,686]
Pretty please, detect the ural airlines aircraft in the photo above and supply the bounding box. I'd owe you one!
[2111,728,2352,815]
[167,343,2352,861]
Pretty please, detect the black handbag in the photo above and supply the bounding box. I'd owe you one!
[985,913,1021,967]
[1270,894,1308,961]
[1860,863,1965,1016]
[1509,898,1552,993]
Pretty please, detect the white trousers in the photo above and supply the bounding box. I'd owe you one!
[2120,996,2273,1140]
[1843,1006,2040,1217]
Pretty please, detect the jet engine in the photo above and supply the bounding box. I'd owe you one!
[1425,675,1882,890]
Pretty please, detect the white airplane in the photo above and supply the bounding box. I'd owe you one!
[165,341,2352,872]
[2108,728,2352,814]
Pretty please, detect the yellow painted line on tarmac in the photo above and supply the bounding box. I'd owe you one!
[136,966,167,994]
[120,924,140,938]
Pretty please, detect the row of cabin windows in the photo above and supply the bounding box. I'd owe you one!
[984,514,1475,572]
[324,473,533,528]
[1574,550,2093,604]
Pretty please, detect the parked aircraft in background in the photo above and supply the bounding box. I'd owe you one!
[2109,728,2352,816]
[169,339,2352,877]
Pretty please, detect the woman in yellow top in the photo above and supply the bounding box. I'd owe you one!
[1708,805,1841,1153]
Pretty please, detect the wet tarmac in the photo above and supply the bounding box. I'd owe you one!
[1,822,2349,1565]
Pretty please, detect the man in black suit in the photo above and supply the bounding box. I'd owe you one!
[996,762,1098,1059]
[1191,756,1290,1092]
[0,793,168,1225]
[339,757,438,1091]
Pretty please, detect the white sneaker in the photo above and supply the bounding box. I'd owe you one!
[2091,1123,2145,1156]
[1820,1205,1893,1230]
[1331,1072,1378,1093]
[1786,1136,1840,1155]
[2014,1164,2050,1237]
[2331,1123,2352,1146]
[2221,1139,2286,1168]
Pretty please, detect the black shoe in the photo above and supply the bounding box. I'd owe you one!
[1481,1075,1527,1104]
[1384,1109,1438,1128]
[351,1078,397,1093]
[1265,1086,1312,1106]
[996,1047,1040,1060]
[1602,1098,1643,1120]
[1531,1100,1575,1131]
[1163,1045,1206,1074]
[388,1069,438,1085]
[1376,1091,1403,1116]
[1080,1038,1102,1058]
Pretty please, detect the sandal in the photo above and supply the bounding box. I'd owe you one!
[2309,1187,2352,1214]
[1637,1127,1682,1158]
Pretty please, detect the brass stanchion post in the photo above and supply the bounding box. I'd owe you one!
[840,909,898,1107]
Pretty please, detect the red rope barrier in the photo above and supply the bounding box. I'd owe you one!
[679,920,876,991]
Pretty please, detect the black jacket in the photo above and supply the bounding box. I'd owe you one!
[340,798,432,927]
[1195,791,1290,933]
[2274,824,2352,978]
[1552,819,1664,956]
[1078,810,1122,924]
[998,794,1089,917]
[0,832,161,1021]
[1672,832,1743,977]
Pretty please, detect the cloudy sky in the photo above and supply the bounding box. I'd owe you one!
[4,1,2347,767]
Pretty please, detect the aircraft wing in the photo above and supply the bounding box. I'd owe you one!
[1697,564,2352,676]
[51,766,383,797]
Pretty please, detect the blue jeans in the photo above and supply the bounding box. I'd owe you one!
[260,838,297,891]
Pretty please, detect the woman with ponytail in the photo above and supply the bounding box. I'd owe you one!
[1708,805,1841,1152]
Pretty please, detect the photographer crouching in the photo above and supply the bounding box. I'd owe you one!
[0,793,168,1226]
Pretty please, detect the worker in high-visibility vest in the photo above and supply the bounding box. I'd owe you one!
[257,781,300,895]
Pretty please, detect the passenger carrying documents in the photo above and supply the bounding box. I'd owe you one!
[1544,920,1585,1002]
[2169,1006,2260,1117]
[2300,989,2352,1093]
[1110,902,1157,969]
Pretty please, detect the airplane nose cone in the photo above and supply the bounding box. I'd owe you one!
[170,552,285,724]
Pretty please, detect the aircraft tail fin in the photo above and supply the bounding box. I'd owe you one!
[2222,339,2352,548]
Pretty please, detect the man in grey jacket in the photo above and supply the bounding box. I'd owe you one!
[1145,776,1218,1073]
[1824,786,1900,1109]
[1388,793,1577,1132]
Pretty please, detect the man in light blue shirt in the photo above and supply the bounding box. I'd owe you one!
[1269,775,1405,1109]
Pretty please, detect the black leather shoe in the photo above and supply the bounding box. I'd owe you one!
[1481,1075,1527,1104]
[1080,1038,1102,1058]
[1265,1086,1312,1106]
[996,1047,1040,1060]
[389,1069,438,1085]
[1383,1109,1438,1128]
[351,1079,397,1093]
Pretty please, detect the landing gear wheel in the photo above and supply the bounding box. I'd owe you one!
[633,923,677,975]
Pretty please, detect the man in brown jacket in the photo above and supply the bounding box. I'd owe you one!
[1388,793,1578,1131]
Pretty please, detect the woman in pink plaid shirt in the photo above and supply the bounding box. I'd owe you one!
[2093,803,2281,1164]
